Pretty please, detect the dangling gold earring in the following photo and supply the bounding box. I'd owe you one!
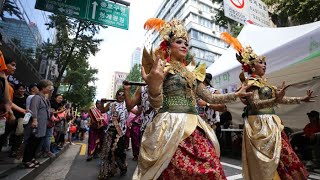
[167,49,171,61]
[251,67,256,72]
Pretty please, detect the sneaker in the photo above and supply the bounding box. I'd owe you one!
[70,142,75,145]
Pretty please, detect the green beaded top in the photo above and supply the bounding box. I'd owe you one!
[159,73,197,114]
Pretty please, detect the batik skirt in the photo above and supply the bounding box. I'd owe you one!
[160,127,226,180]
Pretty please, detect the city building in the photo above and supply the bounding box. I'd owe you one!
[130,47,142,69]
[144,0,229,67]
[110,71,128,98]
[0,18,42,58]
[0,0,55,84]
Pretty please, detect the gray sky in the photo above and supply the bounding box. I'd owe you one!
[89,0,162,99]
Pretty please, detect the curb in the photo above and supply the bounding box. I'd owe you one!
[0,144,70,180]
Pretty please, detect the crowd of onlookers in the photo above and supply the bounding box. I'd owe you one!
[0,38,89,168]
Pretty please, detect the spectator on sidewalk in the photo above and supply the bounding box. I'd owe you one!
[23,80,53,168]
[11,84,27,160]
[38,88,55,158]
[291,110,320,163]
[51,95,65,149]
[0,57,27,154]
[79,114,88,141]
[26,83,39,110]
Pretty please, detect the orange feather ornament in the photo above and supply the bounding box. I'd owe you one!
[144,18,166,31]
[220,32,243,52]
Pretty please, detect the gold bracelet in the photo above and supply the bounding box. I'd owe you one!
[148,92,163,109]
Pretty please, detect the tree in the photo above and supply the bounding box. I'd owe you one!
[262,0,320,27]
[125,64,142,82]
[211,0,243,36]
[1,0,22,20]
[44,14,106,95]
[37,14,106,109]
[125,64,142,95]
[63,65,98,108]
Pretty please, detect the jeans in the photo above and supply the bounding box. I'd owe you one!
[43,127,53,153]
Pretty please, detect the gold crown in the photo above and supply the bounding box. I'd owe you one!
[144,18,188,42]
[238,46,266,67]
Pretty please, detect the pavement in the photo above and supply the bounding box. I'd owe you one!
[2,137,320,180]
[0,143,70,180]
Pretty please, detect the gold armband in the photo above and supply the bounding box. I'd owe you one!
[148,92,163,109]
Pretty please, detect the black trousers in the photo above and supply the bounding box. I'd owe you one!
[22,134,42,162]
[0,120,21,151]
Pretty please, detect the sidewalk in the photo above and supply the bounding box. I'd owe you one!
[0,144,70,180]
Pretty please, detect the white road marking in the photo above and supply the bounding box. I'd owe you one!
[227,174,243,180]
[221,162,242,170]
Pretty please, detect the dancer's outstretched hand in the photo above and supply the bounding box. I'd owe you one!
[302,90,317,102]
[235,83,253,98]
[276,81,291,101]
[141,55,170,96]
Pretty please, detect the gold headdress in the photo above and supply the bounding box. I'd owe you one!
[142,18,193,73]
[220,32,266,74]
[144,18,188,42]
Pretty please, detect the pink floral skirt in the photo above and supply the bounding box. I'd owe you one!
[277,132,309,180]
[160,128,226,180]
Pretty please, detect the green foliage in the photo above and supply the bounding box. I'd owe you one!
[262,0,320,26]
[39,14,106,109]
[125,64,142,95]
[212,0,320,28]
[1,0,22,20]
[211,0,243,36]
[126,64,141,82]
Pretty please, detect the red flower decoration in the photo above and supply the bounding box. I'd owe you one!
[160,40,168,51]
[242,64,251,72]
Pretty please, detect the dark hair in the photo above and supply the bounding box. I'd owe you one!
[28,83,37,91]
[116,88,124,95]
[14,83,25,90]
[307,110,319,119]
[204,73,213,86]
[37,80,53,91]
[4,57,15,64]
[54,94,63,99]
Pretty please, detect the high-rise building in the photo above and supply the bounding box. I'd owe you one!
[110,71,128,98]
[144,0,229,67]
[0,18,42,58]
[0,0,55,84]
[130,47,142,69]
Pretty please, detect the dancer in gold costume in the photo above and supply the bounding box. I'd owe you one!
[221,32,315,180]
[132,18,253,180]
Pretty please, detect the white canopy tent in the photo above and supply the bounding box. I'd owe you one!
[206,21,320,129]
[207,21,320,91]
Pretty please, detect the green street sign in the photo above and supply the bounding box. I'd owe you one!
[35,0,130,30]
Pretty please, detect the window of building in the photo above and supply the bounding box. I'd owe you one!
[190,29,226,49]
[190,47,221,63]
